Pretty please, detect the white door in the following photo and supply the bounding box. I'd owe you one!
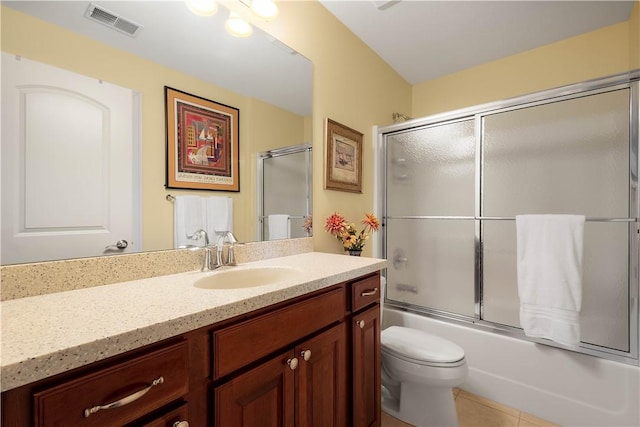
[1,53,138,264]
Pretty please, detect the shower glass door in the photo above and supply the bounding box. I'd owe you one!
[385,119,476,317]
[481,88,631,352]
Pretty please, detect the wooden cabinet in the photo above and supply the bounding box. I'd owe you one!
[214,349,296,427]
[1,271,382,427]
[350,275,382,427]
[295,323,348,426]
[32,341,188,427]
[214,324,348,427]
[212,286,348,427]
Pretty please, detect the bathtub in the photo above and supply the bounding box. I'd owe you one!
[383,308,640,427]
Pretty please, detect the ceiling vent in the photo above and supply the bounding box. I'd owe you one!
[84,3,142,37]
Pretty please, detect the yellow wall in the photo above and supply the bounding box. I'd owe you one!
[412,13,636,117]
[631,1,640,69]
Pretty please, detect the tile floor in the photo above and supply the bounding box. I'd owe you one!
[381,388,560,427]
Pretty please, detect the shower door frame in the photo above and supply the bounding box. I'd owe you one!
[379,71,640,365]
[256,143,312,241]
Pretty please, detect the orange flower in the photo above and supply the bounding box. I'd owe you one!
[325,212,380,251]
[324,212,347,235]
[362,213,380,232]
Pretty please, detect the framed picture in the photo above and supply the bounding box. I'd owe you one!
[325,118,363,193]
[165,86,239,191]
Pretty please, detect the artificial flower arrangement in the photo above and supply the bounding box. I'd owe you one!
[324,212,380,253]
[302,215,313,234]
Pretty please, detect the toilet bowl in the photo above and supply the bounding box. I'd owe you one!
[380,278,468,427]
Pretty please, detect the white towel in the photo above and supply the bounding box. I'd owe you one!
[268,214,291,240]
[174,195,207,248]
[515,214,586,346]
[205,196,233,240]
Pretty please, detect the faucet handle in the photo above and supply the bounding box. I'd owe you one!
[223,231,238,244]
[189,229,209,246]
[227,245,237,266]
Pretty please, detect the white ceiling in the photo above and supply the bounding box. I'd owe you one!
[319,0,636,85]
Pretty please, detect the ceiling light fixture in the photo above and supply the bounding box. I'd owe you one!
[185,0,218,16]
[225,12,253,37]
[250,0,278,20]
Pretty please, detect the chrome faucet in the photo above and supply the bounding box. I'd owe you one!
[216,231,239,267]
[190,229,217,271]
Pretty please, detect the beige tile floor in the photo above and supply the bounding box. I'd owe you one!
[382,388,560,427]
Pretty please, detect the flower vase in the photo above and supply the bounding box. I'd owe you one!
[348,249,362,257]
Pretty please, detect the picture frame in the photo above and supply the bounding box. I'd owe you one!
[165,86,240,192]
[325,118,363,193]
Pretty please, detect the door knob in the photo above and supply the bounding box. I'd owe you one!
[173,422,189,427]
[105,240,128,250]
[356,320,365,329]
[300,349,311,361]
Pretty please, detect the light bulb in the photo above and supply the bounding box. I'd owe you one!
[185,0,218,16]
[225,12,253,37]
[251,0,278,20]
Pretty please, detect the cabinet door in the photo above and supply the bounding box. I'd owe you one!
[352,305,381,427]
[214,350,295,427]
[296,323,348,427]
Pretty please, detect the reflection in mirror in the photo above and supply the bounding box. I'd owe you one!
[257,144,312,241]
[1,1,312,265]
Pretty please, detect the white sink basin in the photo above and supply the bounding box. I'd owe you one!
[193,266,302,290]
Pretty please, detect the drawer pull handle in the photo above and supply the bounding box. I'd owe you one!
[83,376,164,418]
[173,422,189,427]
[357,320,365,329]
[300,349,312,361]
[286,357,299,370]
[361,288,378,297]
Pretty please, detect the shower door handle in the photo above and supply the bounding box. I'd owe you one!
[393,249,408,269]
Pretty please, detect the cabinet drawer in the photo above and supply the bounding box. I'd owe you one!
[213,287,345,379]
[137,402,189,427]
[34,341,188,427]
[351,273,380,312]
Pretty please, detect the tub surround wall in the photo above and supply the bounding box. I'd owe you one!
[0,237,313,301]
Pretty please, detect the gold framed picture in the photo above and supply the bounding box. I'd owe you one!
[165,86,240,192]
[325,118,363,193]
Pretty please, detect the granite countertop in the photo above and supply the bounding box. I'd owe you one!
[0,252,387,392]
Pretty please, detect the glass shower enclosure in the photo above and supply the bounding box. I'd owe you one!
[380,73,639,364]
[257,144,312,241]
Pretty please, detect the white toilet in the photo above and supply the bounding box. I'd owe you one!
[380,277,468,427]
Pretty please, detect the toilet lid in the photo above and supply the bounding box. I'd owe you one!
[381,326,465,364]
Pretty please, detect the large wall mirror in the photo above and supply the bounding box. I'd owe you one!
[1,1,313,265]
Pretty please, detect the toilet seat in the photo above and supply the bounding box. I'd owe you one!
[382,326,465,367]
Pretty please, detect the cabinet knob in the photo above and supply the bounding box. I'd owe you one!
[286,357,299,370]
[173,422,189,427]
[300,349,312,361]
[356,320,365,329]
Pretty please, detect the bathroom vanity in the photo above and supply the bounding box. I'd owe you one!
[0,252,385,427]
